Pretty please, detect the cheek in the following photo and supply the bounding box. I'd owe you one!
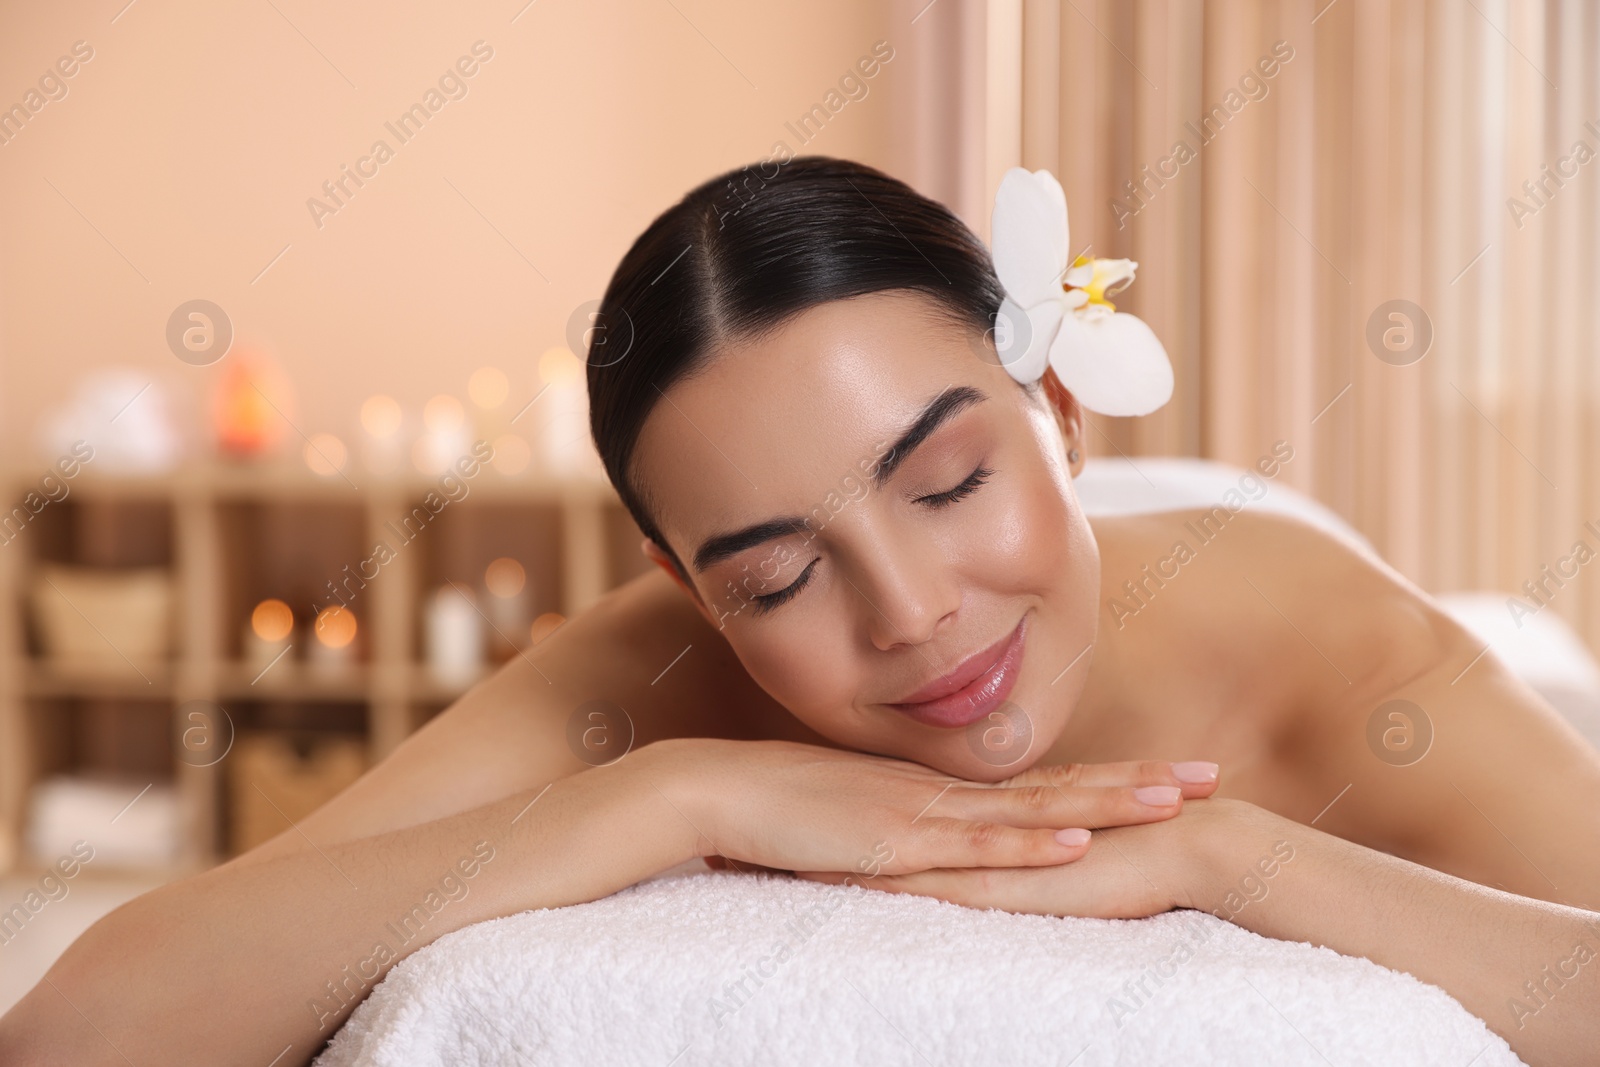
[996,482,1059,577]
[952,459,1078,596]
[728,625,864,739]
[976,451,1100,719]
[1015,410,1098,600]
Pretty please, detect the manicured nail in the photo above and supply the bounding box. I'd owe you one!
[1135,785,1182,806]
[1055,827,1091,847]
[1171,761,1219,784]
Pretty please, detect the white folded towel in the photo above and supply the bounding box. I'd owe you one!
[313,862,1522,1067]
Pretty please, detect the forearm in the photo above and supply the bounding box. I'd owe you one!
[0,748,696,1067]
[1197,802,1600,1067]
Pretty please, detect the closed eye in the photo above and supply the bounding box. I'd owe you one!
[750,557,820,615]
[914,464,993,509]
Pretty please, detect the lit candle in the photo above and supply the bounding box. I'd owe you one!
[484,557,529,662]
[414,395,472,476]
[361,394,404,475]
[245,598,294,673]
[311,604,358,674]
[536,348,598,476]
[426,584,484,685]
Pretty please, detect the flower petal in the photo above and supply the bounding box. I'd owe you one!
[994,296,1063,384]
[1091,258,1138,288]
[1047,312,1175,416]
[991,168,1069,309]
[1062,263,1095,288]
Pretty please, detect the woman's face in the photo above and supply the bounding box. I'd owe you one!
[631,289,1100,780]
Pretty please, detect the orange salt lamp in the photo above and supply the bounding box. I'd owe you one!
[213,349,292,458]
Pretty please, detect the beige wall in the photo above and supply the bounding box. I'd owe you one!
[0,0,943,462]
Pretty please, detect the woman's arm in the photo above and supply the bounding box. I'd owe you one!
[1,734,1201,1066]
[1313,595,1600,913]
[816,798,1599,1067]
[1187,799,1600,1067]
[0,749,700,1067]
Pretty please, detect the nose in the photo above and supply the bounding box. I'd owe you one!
[846,527,962,652]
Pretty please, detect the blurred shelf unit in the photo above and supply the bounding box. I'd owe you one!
[0,459,652,875]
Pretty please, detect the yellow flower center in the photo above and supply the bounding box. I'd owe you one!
[1065,254,1120,311]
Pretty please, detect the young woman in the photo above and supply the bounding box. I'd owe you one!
[5,156,1598,1066]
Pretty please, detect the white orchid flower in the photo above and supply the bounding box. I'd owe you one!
[989,167,1174,417]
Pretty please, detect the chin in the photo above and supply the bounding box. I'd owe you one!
[930,701,1068,783]
[825,698,1063,782]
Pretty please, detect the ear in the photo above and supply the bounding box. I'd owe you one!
[1040,368,1087,477]
[640,537,723,631]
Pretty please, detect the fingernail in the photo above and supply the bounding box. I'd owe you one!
[1171,761,1219,784]
[1055,827,1091,847]
[1135,785,1182,806]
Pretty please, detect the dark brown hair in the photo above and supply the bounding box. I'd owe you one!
[586,155,1004,576]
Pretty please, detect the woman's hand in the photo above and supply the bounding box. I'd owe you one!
[795,796,1245,920]
[643,737,1220,881]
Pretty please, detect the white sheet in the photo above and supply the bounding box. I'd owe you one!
[1072,455,1376,556]
[314,866,1523,1067]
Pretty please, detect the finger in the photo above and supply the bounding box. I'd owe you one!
[902,818,1093,870]
[995,759,1220,798]
[948,782,1186,830]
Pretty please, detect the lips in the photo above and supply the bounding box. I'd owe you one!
[887,615,1028,729]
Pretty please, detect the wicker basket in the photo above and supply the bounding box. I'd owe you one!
[228,734,367,855]
[30,564,173,664]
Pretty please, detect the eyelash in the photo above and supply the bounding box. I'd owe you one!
[750,558,819,615]
[745,464,993,616]
[914,464,994,508]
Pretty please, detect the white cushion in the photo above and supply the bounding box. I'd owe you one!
[1073,456,1373,553]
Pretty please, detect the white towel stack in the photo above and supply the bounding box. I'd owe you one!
[26,775,180,868]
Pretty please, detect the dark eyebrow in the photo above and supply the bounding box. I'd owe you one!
[870,385,986,489]
[690,385,988,573]
[692,516,812,573]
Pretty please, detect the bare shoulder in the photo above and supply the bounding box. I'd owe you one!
[1092,505,1482,819]
[1086,505,1600,900]
[1093,504,1465,734]
[1132,508,1600,902]
[1175,505,1456,687]
[1220,507,1472,692]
